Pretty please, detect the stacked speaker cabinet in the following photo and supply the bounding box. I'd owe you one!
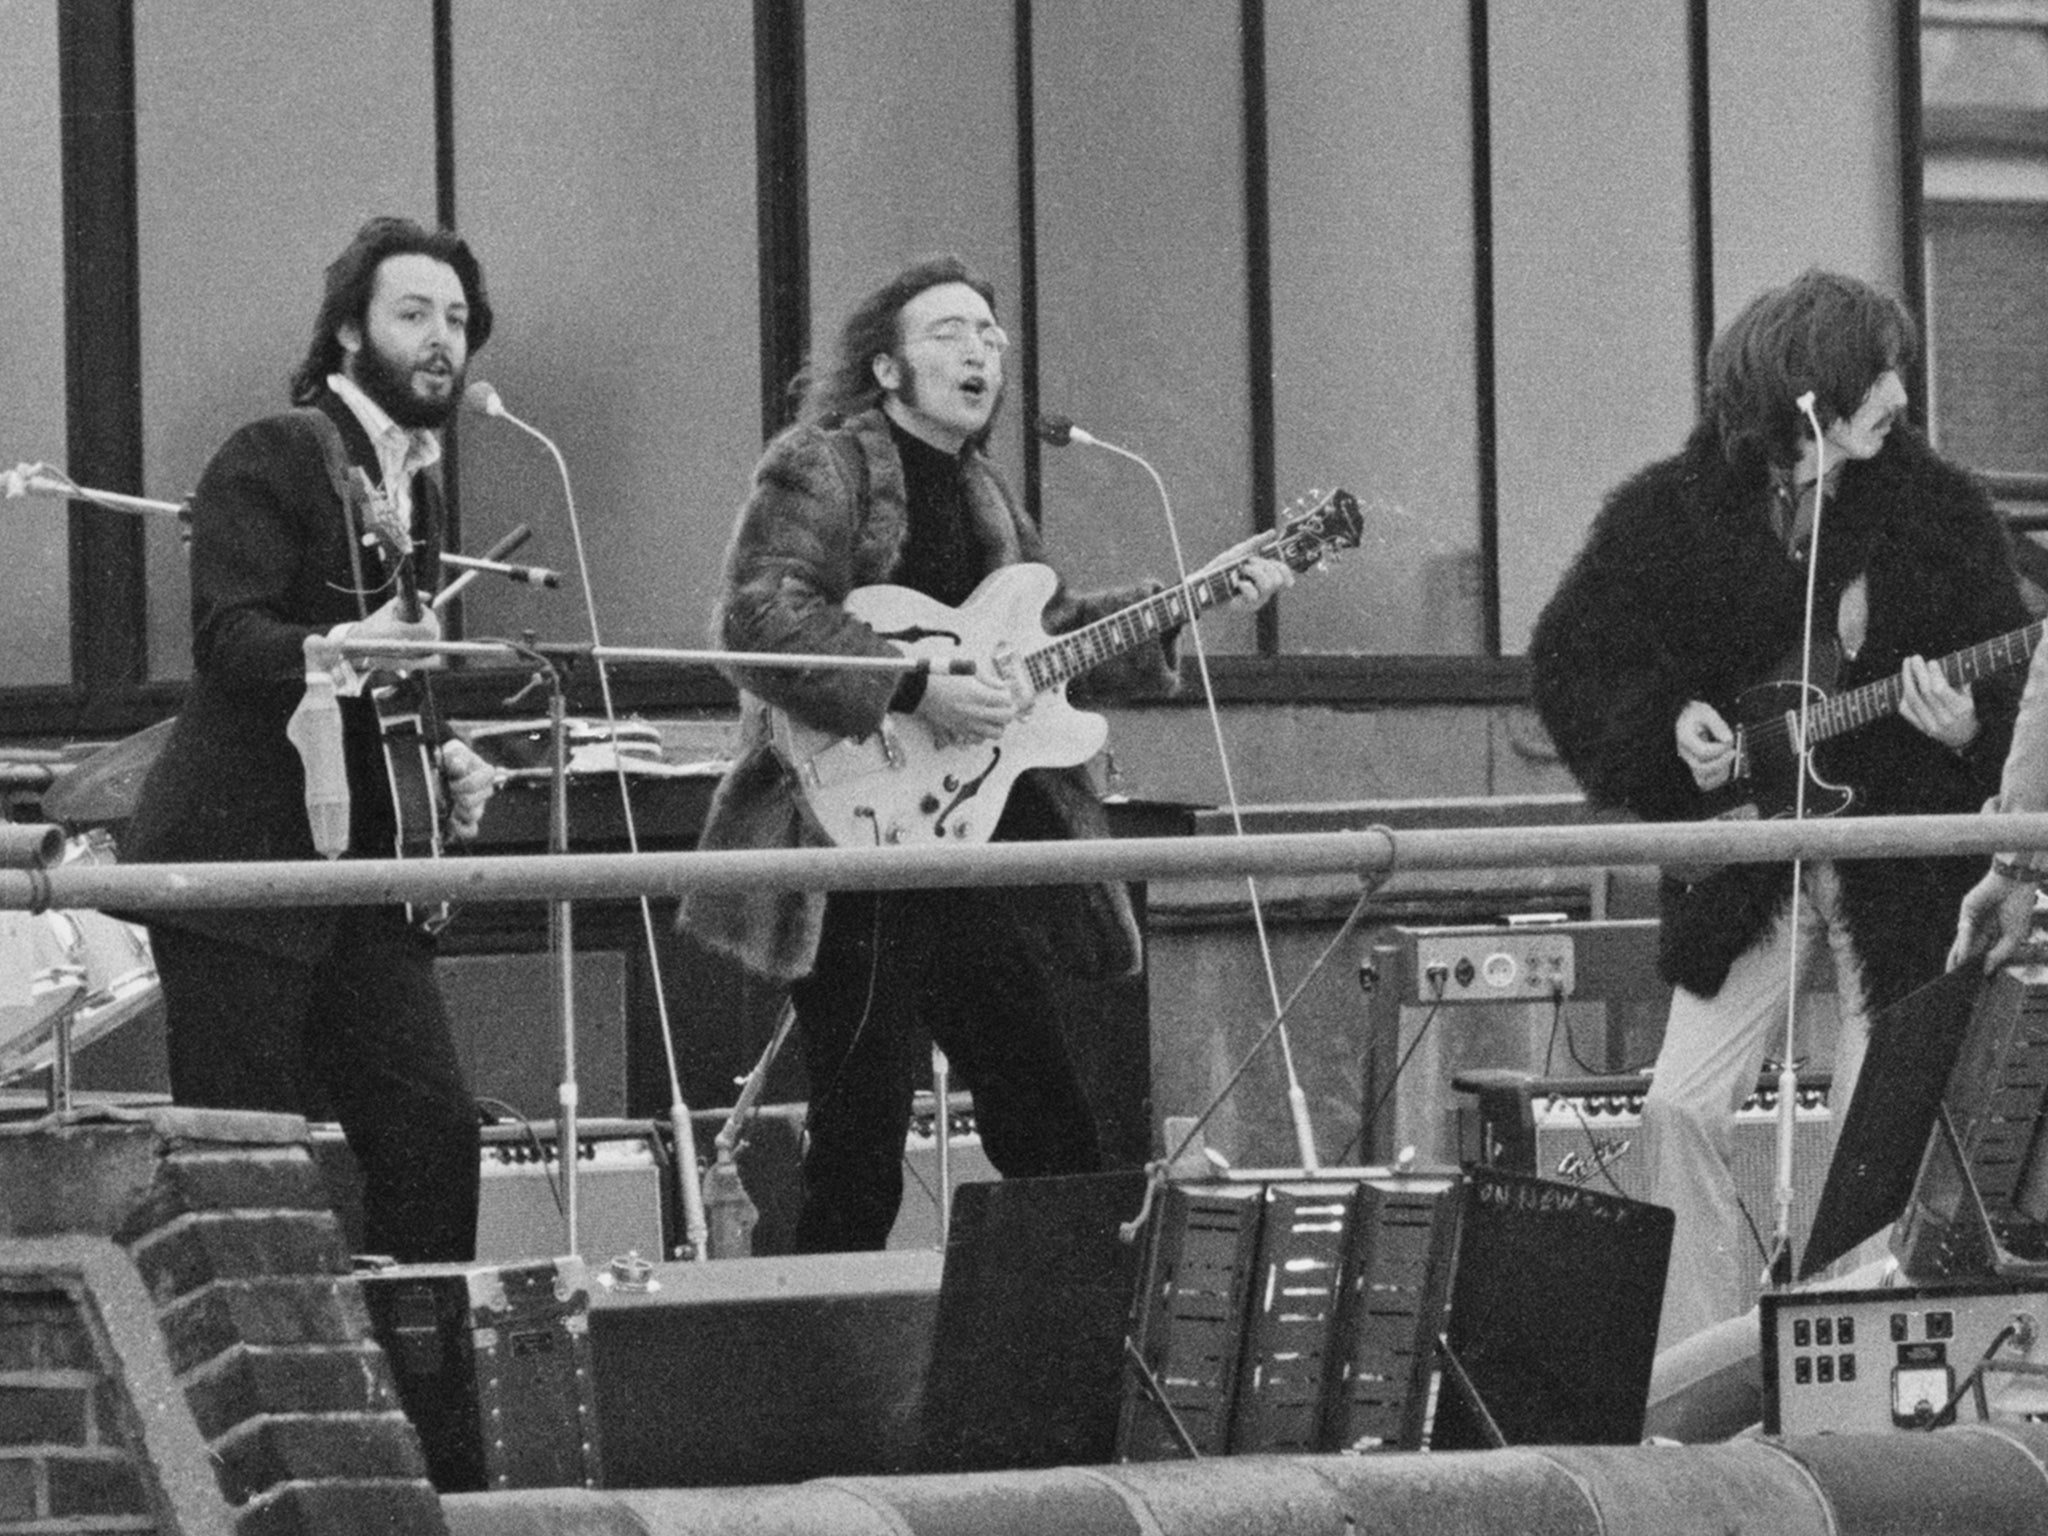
[1110,1164,1664,1460]
[1894,964,2048,1282]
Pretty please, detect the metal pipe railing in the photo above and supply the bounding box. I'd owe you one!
[7,810,2048,911]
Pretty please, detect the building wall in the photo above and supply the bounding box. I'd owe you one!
[0,1,1915,1161]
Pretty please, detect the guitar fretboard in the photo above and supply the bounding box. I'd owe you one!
[1017,511,1343,695]
[1022,566,1246,694]
[1806,618,2046,744]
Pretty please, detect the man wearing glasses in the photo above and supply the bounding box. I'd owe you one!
[683,254,1288,1251]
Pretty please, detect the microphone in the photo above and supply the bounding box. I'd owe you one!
[1034,414,1099,449]
[1038,407,1322,1170]
[461,372,717,1259]
[287,635,351,857]
[433,521,562,609]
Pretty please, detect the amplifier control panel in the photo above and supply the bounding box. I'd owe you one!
[1414,929,1575,1003]
[1763,1285,2048,1435]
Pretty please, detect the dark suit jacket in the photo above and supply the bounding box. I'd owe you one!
[123,390,445,961]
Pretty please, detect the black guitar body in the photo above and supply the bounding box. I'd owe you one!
[1704,676,1856,824]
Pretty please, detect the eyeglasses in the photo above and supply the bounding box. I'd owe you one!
[913,318,1010,354]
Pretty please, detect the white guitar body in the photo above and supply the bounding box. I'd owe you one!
[769,564,1108,847]
[764,487,1362,847]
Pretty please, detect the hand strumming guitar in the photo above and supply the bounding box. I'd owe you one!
[439,737,497,842]
[1676,699,1738,791]
[1899,653,1979,752]
[914,659,1017,743]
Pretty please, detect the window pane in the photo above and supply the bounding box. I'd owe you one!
[0,1,70,687]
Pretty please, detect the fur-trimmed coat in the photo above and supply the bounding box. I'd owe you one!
[1530,420,2027,1012]
[680,408,1181,982]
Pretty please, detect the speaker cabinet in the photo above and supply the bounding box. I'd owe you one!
[1460,1070,1832,1316]
[436,950,628,1120]
[917,1170,1153,1472]
[589,1250,943,1487]
[1432,1165,1672,1448]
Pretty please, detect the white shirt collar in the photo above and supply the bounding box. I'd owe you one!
[327,372,443,483]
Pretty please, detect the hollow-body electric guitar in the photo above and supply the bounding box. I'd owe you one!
[1700,616,2045,823]
[769,488,1363,848]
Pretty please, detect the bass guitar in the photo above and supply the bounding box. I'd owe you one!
[1700,617,2044,823]
[353,469,453,933]
[769,488,1363,848]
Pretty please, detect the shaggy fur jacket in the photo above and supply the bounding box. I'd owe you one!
[1530,420,2027,1012]
[679,407,1180,983]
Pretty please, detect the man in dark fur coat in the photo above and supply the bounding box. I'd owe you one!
[1531,270,2027,1354]
[681,255,1289,1251]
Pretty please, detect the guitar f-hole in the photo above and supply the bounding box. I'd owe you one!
[934,746,1002,838]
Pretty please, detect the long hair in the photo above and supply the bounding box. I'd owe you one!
[1703,268,1916,472]
[287,216,495,405]
[792,254,998,427]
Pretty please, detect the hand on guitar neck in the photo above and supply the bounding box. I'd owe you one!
[907,535,1294,747]
[1679,652,1982,809]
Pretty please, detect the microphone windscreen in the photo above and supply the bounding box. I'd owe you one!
[1034,415,1075,447]
[462,380,503,417]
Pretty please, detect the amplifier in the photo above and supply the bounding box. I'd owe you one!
[1762,1282,2048,1435]
[1457,1070,1833,1313]
[475,1123,667,1268]
[1361,920,1843,1168]
[312,1120,667,1267]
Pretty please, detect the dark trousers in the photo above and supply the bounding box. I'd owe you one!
[149,909,481,1264]
[788,884,1104,1252]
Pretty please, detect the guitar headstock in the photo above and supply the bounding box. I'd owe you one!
[350,468,423,622]
[1270,487,1363,573]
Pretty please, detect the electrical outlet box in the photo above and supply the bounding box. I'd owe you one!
[1414,930,1575,1003]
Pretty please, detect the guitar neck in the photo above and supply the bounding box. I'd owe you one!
[1021,561,1254,694]
[1808,618,2045,743]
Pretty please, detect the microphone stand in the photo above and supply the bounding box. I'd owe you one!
[331,631,943,1263]
[542,668,582,1259]
[1040,421,1322,1171]
[3,462,190,528]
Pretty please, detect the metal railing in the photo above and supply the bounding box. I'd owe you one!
[6,809,2048,911]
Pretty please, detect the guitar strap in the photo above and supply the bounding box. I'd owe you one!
[296,405,377,623]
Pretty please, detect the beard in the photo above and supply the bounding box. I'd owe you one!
[349,333,462,429]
